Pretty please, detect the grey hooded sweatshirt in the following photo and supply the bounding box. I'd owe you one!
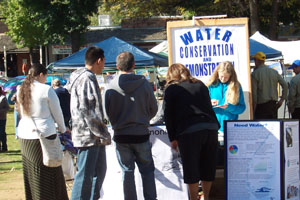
[65,68,110,147]
[104,73,158,143]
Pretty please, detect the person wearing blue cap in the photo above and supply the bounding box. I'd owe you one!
[251,51,288,119]
[287,60,300,119]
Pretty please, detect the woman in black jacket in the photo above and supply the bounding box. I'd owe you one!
[164,63,219,200]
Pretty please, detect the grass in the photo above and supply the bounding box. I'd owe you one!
[0,106,22,173]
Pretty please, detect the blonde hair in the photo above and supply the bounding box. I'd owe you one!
[166,63,200,85]
[207,61,240,105]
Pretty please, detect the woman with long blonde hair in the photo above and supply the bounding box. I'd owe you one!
[164,63,220,200]
[207,61,246,133]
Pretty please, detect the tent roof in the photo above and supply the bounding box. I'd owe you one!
[249,38,283,60]
[49,37,168,71]
[250,31,300,65]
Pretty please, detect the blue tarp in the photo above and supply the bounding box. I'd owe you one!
[49,37,168,70]
[249,39,282,60]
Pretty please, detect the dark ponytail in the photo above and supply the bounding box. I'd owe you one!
[18,63,47,116]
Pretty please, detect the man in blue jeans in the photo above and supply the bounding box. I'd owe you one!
[104,51,158,200]
[66,46,111,200]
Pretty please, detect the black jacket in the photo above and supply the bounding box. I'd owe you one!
[164,80,219,141]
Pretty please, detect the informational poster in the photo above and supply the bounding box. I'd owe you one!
[135,68,150,80]
[167,18,252,119]
[100,125,188,200]
[225,121,281,200]
[283,121,299,200]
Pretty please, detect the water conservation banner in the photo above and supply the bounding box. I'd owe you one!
[225,120,300,200]
[167,18,252,119]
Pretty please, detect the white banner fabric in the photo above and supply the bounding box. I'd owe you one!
[99,125,189,199]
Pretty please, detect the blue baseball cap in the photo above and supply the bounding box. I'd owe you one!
[288,60,300,69]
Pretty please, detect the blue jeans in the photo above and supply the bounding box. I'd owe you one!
[0,119,7,151]
[14,110,20,138]
[116,141,157,200]
[71,145,107,200]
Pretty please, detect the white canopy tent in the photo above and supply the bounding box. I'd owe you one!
[250,31,300,65]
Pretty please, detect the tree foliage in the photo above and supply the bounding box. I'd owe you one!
[22,0,100,52]
[1,0,100,55]
[0,0,50,48]
[102,0,300,38]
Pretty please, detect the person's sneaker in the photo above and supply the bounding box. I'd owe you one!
[0,149,8,153]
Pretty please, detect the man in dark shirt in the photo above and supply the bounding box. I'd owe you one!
[52,78,71,128]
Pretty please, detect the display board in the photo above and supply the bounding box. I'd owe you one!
[225,120,300,200]
[100,125,188,200]
[283,121,300,200]
[167,18,252,119]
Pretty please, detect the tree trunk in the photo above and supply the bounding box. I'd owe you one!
[71,30,81,53]
[249,0,260,35]
[268,0,279,39]
[29,47,40,64]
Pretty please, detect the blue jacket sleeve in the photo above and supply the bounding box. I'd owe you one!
[226,85,246,115]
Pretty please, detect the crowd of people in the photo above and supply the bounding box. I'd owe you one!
[1,46,299,200]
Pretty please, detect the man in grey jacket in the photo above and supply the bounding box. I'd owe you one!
[104,52,158,200]
[251,51,288,119]
[66,46,111,200]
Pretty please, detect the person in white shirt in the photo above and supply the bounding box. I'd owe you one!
[17,63,68,200]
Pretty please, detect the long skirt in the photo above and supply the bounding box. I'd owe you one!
[19,138,69,200]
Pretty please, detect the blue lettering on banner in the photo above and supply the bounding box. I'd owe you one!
[189,64,194,75]
[203,63,208,75]
[213,45,217,56]
[203,46,207,57]
[180,31,194,45]
[196,29,204,41]
[215,28,221,40]
[199,46,202,57]
[195,46,198,57]
[178,44,234,59]
[180,28,233,45]
[207,45,212,57]
[185,47,188,58]
[180,47,184,58]
[205,28,212,40]
[212,62,217,72]
[195,64,199,76]
[222,30,232,42]
[189,46,194,58]
[185,62,221,77]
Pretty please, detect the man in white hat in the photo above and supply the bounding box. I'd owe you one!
[288,60,300,119]
[251,51,288,119]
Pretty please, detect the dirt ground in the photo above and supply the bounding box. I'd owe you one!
[0,170,72,200]
[0,170,25,200]
[0,170,224,200]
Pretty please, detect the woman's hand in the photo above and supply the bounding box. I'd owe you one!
[171,140,178,152]
[219,104,228,109]
[211,99,218,106]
